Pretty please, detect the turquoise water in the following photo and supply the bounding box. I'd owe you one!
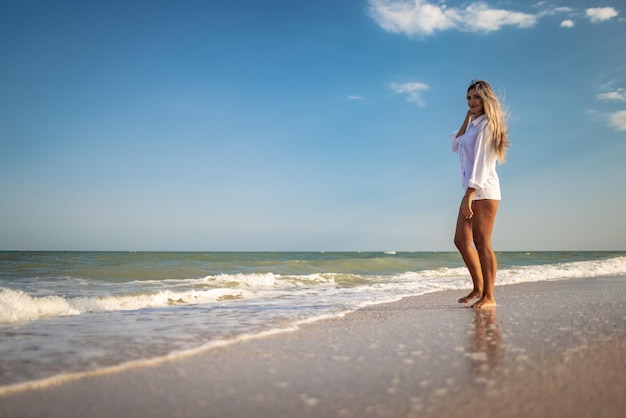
[1,251,625,392]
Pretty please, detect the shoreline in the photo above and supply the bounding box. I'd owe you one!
[1,276,624,418]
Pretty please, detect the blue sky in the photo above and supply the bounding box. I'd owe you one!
[1,0,625,251]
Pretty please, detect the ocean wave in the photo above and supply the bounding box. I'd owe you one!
[0,287,255,324]
[0,289,80,324]
[496,256,626,285]
[1,256,625,325]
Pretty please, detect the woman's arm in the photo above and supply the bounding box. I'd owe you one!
[456,110,473,138]
[452,110,473,152]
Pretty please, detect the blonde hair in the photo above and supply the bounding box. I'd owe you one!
[468,80,509,163]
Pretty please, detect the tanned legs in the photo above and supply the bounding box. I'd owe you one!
[454,199,499,308]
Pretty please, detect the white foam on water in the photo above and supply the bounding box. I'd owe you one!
[0,287,256,324]
[2,257,625,325]
[0,288,80,323]
[0,304,359,397]
[0,323,305,396]
[0,256,625,397]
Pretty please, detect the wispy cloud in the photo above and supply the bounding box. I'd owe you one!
[609,110,626,130]
[586,7,619,23]
[464,2,537,32]
[597,88,626,101]
[347,95,364,100]
[368,0,536,37]
[368,1,620,37]
[535,6,574,18]
[553,7,574,14]
[390,82,429,106]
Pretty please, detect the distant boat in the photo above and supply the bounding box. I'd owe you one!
[384,251,396,255]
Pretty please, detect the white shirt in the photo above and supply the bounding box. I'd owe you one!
[451,114,501,200]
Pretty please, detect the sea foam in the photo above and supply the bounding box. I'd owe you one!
[2,257,625,325]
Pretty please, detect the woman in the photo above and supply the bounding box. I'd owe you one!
[451,80,509,308]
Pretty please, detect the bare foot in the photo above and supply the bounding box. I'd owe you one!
[458,290,482,304]
[472,297,496,309]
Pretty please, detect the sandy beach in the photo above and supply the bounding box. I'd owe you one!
[1,276,624,418]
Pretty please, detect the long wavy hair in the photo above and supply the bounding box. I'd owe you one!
[468,80,509,163]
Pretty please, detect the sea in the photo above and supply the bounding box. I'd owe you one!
[1,250,625,394]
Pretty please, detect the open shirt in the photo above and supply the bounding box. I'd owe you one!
[451,114,501,200]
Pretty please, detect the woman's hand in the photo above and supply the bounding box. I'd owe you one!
[462,189,475,220]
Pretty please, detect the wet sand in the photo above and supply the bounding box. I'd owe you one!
[1,276,624,418]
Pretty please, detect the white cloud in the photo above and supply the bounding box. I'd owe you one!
[348,95,364,100]
[390,82,429,106]
[463,2,537,32]
[586,7,619,23]
[597,89,626,101]
[367,0,455,36]
[369,2,621,37]
[368,0,537,36]
[552,7,574,14]
[609,110,626,130]
[536,6,572,18]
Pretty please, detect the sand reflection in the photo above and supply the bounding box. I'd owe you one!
[468,309,503,381]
